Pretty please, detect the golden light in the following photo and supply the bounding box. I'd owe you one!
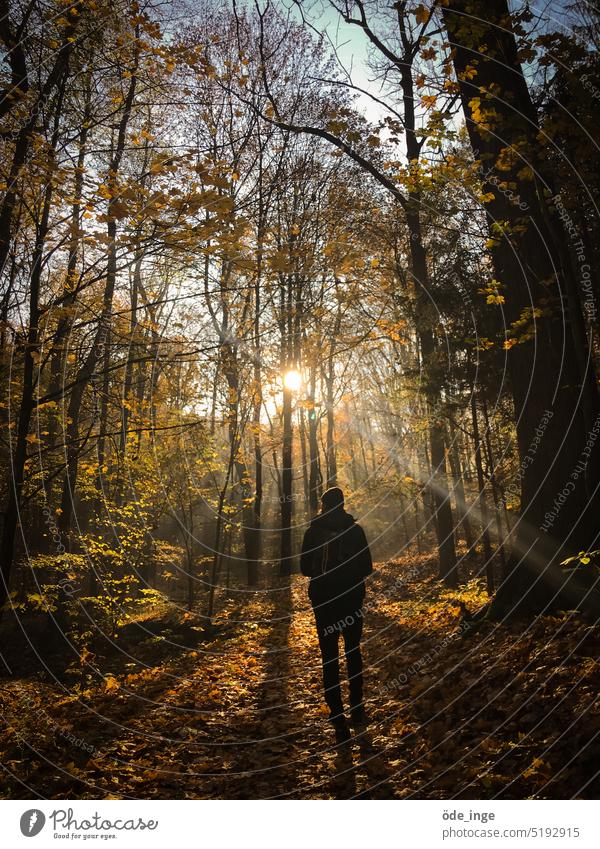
[283,369,302,392]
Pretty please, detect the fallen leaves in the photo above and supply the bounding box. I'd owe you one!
[1,554,599,799]
[104,675,120,692]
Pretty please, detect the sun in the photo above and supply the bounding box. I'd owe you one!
[283,369,302,392]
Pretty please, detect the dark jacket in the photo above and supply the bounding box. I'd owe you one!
[300,508,373,614]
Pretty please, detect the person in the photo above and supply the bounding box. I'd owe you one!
[300,486,373,742]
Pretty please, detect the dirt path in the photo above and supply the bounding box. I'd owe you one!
[2,556,600,799]
[92,577,408,800]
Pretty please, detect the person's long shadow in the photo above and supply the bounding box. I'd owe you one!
[331,743,357,798]
[329,729,399,799]
[234,573,297,796]
[324,594,409,799]
[352,728,399,798]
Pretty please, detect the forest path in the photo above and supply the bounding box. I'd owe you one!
[91,573,409,799]
[2,554,600,798]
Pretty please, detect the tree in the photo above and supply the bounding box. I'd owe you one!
[231,0,460,585]
[442,0,600,609]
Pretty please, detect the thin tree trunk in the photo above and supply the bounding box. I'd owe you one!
[46,83,91,449]
[481,396,508,580]
[246,214,265,586]
[324,298,342,488]
[0,72,67,607]
[58,46,139,537]
[280,381,293,575]
[0,14,78,275]
[406,204,458,587]
[298,407,310,517]
[471,393,494,594]
[207,457,235,624]
[447,425,474,550]
[307,367,322,516]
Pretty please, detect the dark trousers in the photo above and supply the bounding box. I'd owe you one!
[314,606,364,718]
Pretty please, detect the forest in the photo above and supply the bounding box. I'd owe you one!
[0,0,599,800]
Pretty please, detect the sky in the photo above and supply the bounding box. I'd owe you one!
[284,0,388,121]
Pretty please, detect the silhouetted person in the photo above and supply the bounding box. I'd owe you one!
[300,487,373,742]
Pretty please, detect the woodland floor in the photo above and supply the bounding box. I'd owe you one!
[1,553,600,799]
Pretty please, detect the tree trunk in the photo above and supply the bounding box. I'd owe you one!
[298,407,310,517]
[280,382,293,575]
[444,0,600,590]
[307,367,322,517]
[58,50,139,538]
[406,205,458,586]
[0,16,78,275]
[481,396,508,580]
[471,393,494,594]
[46,85,91,450]
[245,217,265,587]
[0,73,67,607]
[447,425,474,550]
[324,300,341,489]
[324,374,337,488]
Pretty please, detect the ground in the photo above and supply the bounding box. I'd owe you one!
[1,553,600,799]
